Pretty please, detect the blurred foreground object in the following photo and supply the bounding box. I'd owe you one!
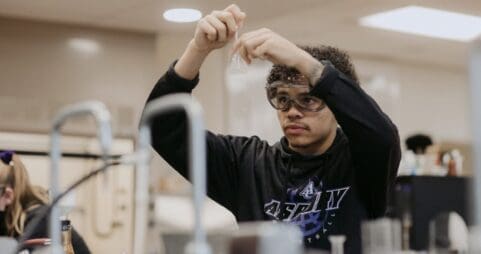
[429,212,468,253]
[361,217,402,253]
[228,222,303,254]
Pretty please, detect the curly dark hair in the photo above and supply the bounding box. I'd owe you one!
[267,45,359,85]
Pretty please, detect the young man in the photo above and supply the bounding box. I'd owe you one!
[144,4,401,253]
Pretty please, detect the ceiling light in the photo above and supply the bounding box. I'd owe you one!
[67,38,100,54]
[163,8,202,23]
[359,6,481,42]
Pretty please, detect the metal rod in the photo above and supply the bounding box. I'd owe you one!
[135,94,211,254]
[49,101,112,254]
[470,38,481,225]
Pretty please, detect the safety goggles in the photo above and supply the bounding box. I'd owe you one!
[265,82,326,112]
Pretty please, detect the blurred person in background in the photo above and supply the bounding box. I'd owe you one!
[0,150,91,253]
[143,4,401,253]
[405,134,433,155]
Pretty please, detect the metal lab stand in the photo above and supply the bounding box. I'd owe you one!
[136,94,211,254]
[49,101,113,254]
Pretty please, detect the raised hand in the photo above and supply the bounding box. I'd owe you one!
[232,28,322,81]
[192,4,246,53]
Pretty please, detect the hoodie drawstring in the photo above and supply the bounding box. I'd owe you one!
[279,156,293,221]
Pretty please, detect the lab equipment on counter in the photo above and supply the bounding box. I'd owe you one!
[159,222,304,254]
[61,219,75,254]
[361,217,402,254]
[329,235,346,254]
[228,222,303,254]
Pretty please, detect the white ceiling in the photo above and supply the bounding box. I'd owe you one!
[0,0,480,69]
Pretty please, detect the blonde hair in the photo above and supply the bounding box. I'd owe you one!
[0,154,48,236]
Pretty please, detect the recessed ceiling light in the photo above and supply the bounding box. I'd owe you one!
[359,5,481,42]
[68,38,100,54]
[163,8,202,23]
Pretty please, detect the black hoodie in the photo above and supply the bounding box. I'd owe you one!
[144,61,401,253]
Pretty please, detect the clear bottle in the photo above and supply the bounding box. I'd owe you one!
[61,219,75,254]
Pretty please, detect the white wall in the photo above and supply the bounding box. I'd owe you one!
[0,17,157,137]
[354,58,471,144]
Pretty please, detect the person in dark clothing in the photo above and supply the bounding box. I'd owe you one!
[0,151,91,253]
[405,134,433,154]
[143,4,401,253]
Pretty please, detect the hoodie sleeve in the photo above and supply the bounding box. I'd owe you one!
[310,64,401,218]
[143,61,252,213]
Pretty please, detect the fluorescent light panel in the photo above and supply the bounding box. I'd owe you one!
[359,6,481,42]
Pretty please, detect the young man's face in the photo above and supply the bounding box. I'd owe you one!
[272,85,338,155]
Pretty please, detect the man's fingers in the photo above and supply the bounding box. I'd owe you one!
[214,11,237,36]
[236,28,272,52]
[205,15,227,42]
[252,42,271,61]
[232,28,274,63]
[198,19,217,41]
[243,33,271,56]
[224,4,246,27]
[224,4,241,14]
[232,28,269,55]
